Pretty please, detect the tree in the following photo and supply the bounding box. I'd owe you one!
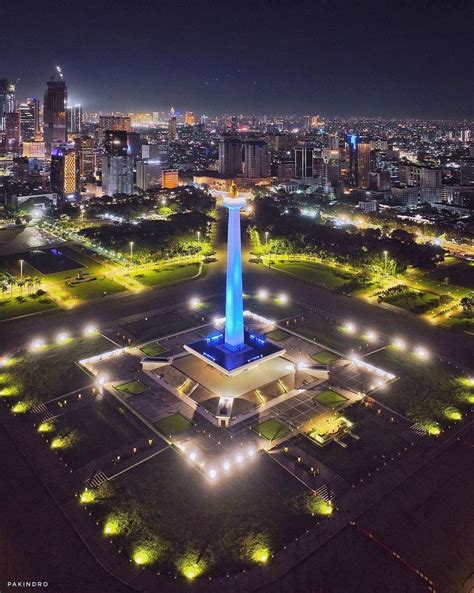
[460,295,474,318]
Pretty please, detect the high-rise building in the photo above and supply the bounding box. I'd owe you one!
[168,116,177,140]
[43,76,67,154]
[19,99,38,142]
[50,145,79,198]
[74,135,95,177]
[104,129,128,156]
[460,158,474,186]
[218,137,242,176]
[136,159,163,190]
[0,79,16,132]
[161,169,179,189]
[243,140,271,179]
[357,142,371,189]
[294,146,315,178]
[184,111,195,126]
[102,154,133,195]
[13,157,30,182]
[22,141,45,159]
[5,111,20,151]
[346,135,371,187]
[67,104,83,134]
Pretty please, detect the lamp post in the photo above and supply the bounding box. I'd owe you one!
[383,250,388,274]
[129,242,134,269]
[19,259,24,280]
[265,231,269,246]
[197,230,201,243]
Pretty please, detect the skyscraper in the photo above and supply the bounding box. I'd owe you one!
[43,75,67,154]
[243,140,271,179]
[136,159,162,190]
[168,116,177,140]
[102,129,133,195]
[74,135,95,177]
[67,104,83,134]
[184,111,195,126]
[346,134,371,188]
[294,146,315,179]
[0,79,16,132]
[5,111,20,151]
[19,99,38,142]
[357,142,371,189]
[50,145,79,198]
[218,137,242,176]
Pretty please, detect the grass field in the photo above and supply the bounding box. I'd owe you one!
[298,405,408,482]
[140,342,168,356]
[314,389,348,408]
[132,263,202,288]
[381,288,441,314]
[311,350,339,364]
[92,448,313,575]
[115,380,148,397]
[0,294,58,320]
[0,336,110,406]
[122,311,201,343]
[253,418,291,441]
[266,328,291,341]
[49,400,144,469]
[156,413,192,435]
[271,261,353,291]
[364,347,470,425]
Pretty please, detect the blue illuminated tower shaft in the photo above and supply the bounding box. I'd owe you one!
[224,200,246,351]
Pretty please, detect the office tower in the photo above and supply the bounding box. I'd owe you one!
[19,100,37,142]
[184,112,195,126]
[200,115,209,128]
[127,132,142,160]
[302,115,310,129]
[460,158,474,186]
[136,159,163,190]
[218,137,242,176]
[43,76,67,154]
[0,79,16,132]
[50,145,79,198]
[310,115,321,128]
[369,171,391,191]
[168,116,177,140]
[161,169,179,189]
[22,141,45,159]
[294,146,315,178]
[420,167,442,188]
[102,129,132,195]
[67,104,83,134]
[152,112,160,126]
[104,129,128,155]
[327,134,339,150]
[74,135,95,177]
[357,142,371,189]
[5,111,20,151]
[243,140,271,178]
[13,157,30,182]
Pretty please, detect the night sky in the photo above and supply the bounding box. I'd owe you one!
[1,0,473,117]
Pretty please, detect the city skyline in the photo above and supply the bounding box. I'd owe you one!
[1,0,473,118]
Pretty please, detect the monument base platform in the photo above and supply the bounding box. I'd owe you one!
[184,330,285,376]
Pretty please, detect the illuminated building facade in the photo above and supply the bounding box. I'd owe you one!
[43,77,67,154]
[50,146,79,198]
[161,169,179,189]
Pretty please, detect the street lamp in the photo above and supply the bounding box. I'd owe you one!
[129,241,134,268]
[265,231,269,246]
[197,230,201,243]
[383,250,388,274]
[19,259,24,280]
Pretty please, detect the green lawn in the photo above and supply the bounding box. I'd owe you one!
[381,289,441,314]
[298,405,408,483]
[314,389,348,408]
[140,342,168,356]
[311,350,339,364]
[0,294,58,320]
[156,413,192,435]
[271,261,354,291]
[48,399,144,469]
[122,312,201,343]
[253,418,291,441]
[60,276,125,301]
[115,380,148,397]
[364,347,470,425]
[266,328,291,342]
[92,448,313,575]
[132,263,202,288]
[0,336,110,405]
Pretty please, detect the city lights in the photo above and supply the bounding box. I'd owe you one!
[277,292,289,304]
[257,288,269,301]
[189,296,201,309]
[56,332,70,344]
[30,338,45,351]
[83,324,98,337]
[392,337,407,350]
[414,346,430,360]
[343,321,356,334]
